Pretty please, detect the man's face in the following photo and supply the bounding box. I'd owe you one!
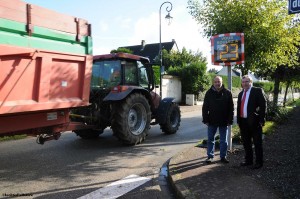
[213,77,222,90]
[241,77,251,90]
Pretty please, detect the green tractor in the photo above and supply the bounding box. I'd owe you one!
[71,53,181,145]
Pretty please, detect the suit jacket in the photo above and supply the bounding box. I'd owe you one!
[237,86,267,126]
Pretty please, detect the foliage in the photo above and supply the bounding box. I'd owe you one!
[288,98,300,107]
[110,47,133,54]
[232,120,276,143]
[207,73,241,88]
[157,47,210,100]
[231,124,241,143]
[152,65,160,86]
[0,134,27,142]
[187,0,300,76]
[160,47,207,71]
[168,61,210,98]
[253,82,274,93]
[197,119,280,146]
[265,96,290,124]
[263,121,277,135]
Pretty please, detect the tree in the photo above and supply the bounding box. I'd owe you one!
[152,47,209,100]
[110,47,133,54]
[168,61,210,101]
[155,47,207,71]
[280,66,300,106]
[188,0,300,105]
[164,47,210,100]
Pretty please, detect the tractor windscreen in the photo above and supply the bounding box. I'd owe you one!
[91,60,121,88]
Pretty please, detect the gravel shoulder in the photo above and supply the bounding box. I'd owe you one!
[228,106,300,199]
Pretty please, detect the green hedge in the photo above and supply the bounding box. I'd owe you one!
[253,82,274,93]
[153,65,160,85]
[208,73,274,93]
[208,73,241,88]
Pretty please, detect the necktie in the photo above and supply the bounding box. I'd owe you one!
[240,90,248,118]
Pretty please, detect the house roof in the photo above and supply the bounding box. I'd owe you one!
[119,40,178,63]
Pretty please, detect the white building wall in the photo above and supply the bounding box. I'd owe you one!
[161,75,182,103]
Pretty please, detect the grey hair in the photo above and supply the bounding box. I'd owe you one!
[242,75,253,83]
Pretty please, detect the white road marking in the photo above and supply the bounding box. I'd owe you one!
[78,174,151,199]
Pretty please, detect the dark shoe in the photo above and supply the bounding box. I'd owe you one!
[220,157,229,163]
[240,162,253,166]
[252,163,263,169]
[206,157,213,164]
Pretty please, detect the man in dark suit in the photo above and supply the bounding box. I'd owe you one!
[237,75,267,169]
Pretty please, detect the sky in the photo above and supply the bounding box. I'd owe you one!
[23,0,216,69]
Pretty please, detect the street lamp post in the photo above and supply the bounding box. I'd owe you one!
[159,1,173,98]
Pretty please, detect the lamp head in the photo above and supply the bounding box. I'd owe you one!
[165,12,173,25]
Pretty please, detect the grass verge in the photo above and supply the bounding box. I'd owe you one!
[196,98,300,148]
[0,134,28,142]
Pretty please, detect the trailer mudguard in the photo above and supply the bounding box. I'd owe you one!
[156,97,175,124]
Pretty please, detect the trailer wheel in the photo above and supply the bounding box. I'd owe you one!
[160,103,181,134]
[112,93,151,145]
[74,129,103,139]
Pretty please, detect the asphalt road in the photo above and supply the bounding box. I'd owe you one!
[0,107,206,199]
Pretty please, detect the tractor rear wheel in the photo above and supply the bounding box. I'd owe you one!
[112,93,151,145]
[160,103,181,134]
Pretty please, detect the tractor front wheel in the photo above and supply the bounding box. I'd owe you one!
[160,103,181,134]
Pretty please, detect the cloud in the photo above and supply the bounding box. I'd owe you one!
[129,12,158,45]
[97,20,109,32]
[127,3,212,66]
[92,1,215,69]
[114,16,133,29]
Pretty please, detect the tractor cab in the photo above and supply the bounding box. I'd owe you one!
[91,53,154,91]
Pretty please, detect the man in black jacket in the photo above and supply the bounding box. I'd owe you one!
[237,75,266,169]
[202,76,234,163]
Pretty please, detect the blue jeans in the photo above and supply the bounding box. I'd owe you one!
[207,125,228,158]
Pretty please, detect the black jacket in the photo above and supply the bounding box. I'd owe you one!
[237,86,266,126]
[202,85,234,126]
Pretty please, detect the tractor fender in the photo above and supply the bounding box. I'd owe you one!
[103,87,151,102]
[156,97,176,124]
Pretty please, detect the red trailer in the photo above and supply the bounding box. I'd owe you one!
[0,0,181,145]
[0,0,93,142]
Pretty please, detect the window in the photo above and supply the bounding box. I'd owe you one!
[138,61,149,88]
[124,61,137,85]
[91,60,121,88]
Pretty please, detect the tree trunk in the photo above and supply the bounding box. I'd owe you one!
[283,81,290,107]
[273,72,280,107]
[291,83,295,101]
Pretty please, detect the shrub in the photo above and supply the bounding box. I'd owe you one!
[152,65,160,86]
[266,97,290,124]
[253,82,274,93]
[231,124,241,144]
[0,134,27,142]
[231,121,276,144]
[208,73,241,88]
[263,121,276,135]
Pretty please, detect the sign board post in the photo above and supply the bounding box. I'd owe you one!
[211,32,245,151]
[289,0,300,14]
